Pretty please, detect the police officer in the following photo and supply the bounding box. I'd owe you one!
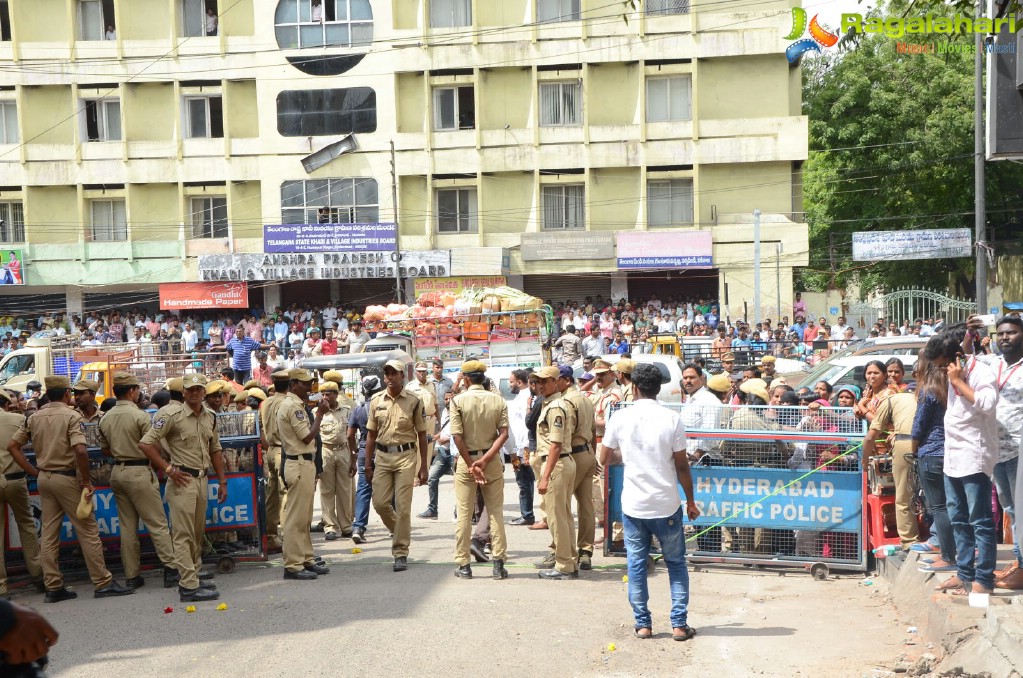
[277,368,329,580]
[204,380,228,413]
[408,362,438,468]
[0,389,44,596]
[139,373,227,603]
[260,370,291,553]
[614,359,636,403]
[347,375,384,545]
[8,376,134,602]
[365,359,428,572]
[449,360,510,580]
[589,359,622,563]
[72,379,101,423]
[533,366,578,580]
[98,372,177,589]
[557,365,598,571]
[318,381,354,541]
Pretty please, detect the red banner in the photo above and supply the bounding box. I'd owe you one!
[159,282,249,310]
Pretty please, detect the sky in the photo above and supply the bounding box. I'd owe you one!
[801,0,877,33]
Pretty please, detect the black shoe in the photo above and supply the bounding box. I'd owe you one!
[454,564,473,579]
[311,523,325,533]
[94,581,135,598]
[537,568,579,580]
[44,587,77,604]
[179,586,220,602]
[533,553,556,569]
[284,569,317,580]
[32,578,47,593]
[126,576,146,590]
[393,557,408,572]
[313,555,325,565]
[470,541,490,563]
[163,567,180,589]
[340,530,353,538]
[198,571,215,582]
[578,550,593,571]
[352,529,366,544]
[510,516,535,526]
[493,559,509,580]
[325,531,338,541]
[305,562,330,575]
[417,509,438,519]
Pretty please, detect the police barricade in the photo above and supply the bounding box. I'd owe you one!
[604,402,868,578]
[4,410,264,584]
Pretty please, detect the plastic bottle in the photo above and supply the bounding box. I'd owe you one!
[872,545,898,558]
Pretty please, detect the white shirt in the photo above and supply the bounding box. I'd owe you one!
[322,306,337,328]
[581,335,605,358]
[681,387,723,454]
[602,398,686,519]
[976,354,1023,463]
[182,329,199,351]
[336,317,349,332]
[508,389,530,458]
[944,357,999,478]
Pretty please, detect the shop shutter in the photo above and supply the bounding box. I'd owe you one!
[523,274,612,307]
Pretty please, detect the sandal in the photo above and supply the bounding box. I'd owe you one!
[634,627,652,639]
[936,575,965,594]
[672,625,697,642]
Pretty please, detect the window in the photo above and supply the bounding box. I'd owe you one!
[185,96,224,138]
[537,0,580,22]
[430,0,471,27]
[646,0,690,15]
[647,179,694,227]
[436,188,477,233]
[1,2,11,42]
[280,178,379,224]
[79,0,115,40]
[0,101,17,144]
[542,184,584,230]
[433,86,475,131]
[539,81,581,127]
[276,88,377,136]
[274,0,373,49]
[181,0,219,37]
[190,197,228,238]
[0,202,24,243]
[82,99,121,142]
[90,200,127,241]
[646,76,691,122]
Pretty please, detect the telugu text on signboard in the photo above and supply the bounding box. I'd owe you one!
[264,223,398,253]
[198,251,451,282]
[413,276,507,296]
[852,229,972,262]
[521,232,615,261]
[616,231,713,270]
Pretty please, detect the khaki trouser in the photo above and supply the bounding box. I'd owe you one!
[264,445,284,547]
[544,454,577,574]
[38,472,112,590]
[529,453,547,522]
[320,445,354,534]
[283,457,315,572]
[891,439,920,545]
[571,451,597,554]
[454,454,506,566]
[372,449,417,558]
[166,477,207,590]
[0,476,42,592]
[110,464,175,578]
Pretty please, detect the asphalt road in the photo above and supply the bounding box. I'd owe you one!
[12,470,905,677]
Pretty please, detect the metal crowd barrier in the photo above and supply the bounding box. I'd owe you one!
[604,402,868,578]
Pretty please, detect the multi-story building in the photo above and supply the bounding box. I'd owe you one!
[0,0,808,319]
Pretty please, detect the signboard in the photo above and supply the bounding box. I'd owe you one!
[198,251,450,282]
[851,229,972,262]
[616,231,713,270]
[0,249,24,285]
[263,223,397,254]
[413,276,507,297]
[521,232,614,261]
[159,282,249,310]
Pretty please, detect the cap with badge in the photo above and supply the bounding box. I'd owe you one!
[181,373,208,390]
[591,359,613,375]
[289,368,314,382]
[415,361,429,372]
[44,375,72,391]
[204,379,227,396]
[72,378,100,393]
[706,373,732,394]
[722,352,736,362]
[760,355,776,365]
[535,366,560,380]
[112,372,140,388]
[318,381,339,392]
[613,358,635,375]
[460,360,487,374]
[383,359,405,373]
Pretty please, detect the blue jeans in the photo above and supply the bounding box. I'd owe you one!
[427,447,456,514]
[515,460,535,521]
[353,458,372,530]
[623,505,691,630]
[992,456,1022,566]
[944,472,997,590]
[918,456,956,565]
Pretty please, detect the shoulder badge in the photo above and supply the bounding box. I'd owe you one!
[295,410,305,421]
[553,415,564,429]
[80,422,87,432]
[153,418,166,430]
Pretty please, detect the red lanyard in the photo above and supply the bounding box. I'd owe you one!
[952,356,976,398]
[997,358,1023,392]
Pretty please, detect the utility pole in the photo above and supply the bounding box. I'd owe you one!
[776,242,782,322]
[974,0,988,314]
[390,140,403,304]
[753,209,761,327]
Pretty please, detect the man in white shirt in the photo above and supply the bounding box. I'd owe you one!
[181,322,199,352]
[322,302,338,330]
[581,327,605,359]
[680,364,725,464]
[507,369,536,525]
[273,317,289,349]
[831,317,849,342]
[599,363,700,640]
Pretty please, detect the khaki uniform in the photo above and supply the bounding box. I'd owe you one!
[562,387,598,554]
[140,402,221,590]
[277,394,317,572]
[591,383,622,542]
[408,380,438,468]
[319,401,354,535]
[98,401,175,579]
[367,388,426,558]
[871,392,919,546]
[0,410,41,592]
[260,392,287,547]
[449,385,509,567]
[12,403,113,591]
[537,394,577,574]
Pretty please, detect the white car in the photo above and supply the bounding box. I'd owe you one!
[572,353,685,404]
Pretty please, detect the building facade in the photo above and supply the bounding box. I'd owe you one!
[0,0,808,319]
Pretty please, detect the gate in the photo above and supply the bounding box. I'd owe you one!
[847,288,976,330]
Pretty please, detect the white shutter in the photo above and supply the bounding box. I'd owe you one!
[524,275,613,306]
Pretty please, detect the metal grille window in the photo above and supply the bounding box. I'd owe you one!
[185,96,224,138]
[90,199,127,242]
[647,179,694,227]
[539,81,581,127]
[190,197,229,238]
[0,202,24,243]
[274,0,373,48]
[276,88,377,136]
[646,0,690,15]
[436,188,478,233]
[0,101,17,144]
[433,86,475,131]
[537,0,580,22]
[646,76,691,122]
[542,184,584,230]
[82,99,121,142]
[280,178,379,224]
[430,0,471,27]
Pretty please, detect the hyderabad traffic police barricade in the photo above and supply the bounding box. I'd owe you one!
[603,402,869,580]
[3,410,266,584]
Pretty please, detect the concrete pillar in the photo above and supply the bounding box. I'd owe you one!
[329,279,341,302]
[610,273,628,303]
[264,283,282,312]
[66,286,84,318]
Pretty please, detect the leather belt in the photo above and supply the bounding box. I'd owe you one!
[4,472,26,481]
[115,459,150,467]
[570,444,591,454]
[39,468,76,477]
[469,449,488,456]
[894,434,913,441]
[178,466,208,478]
[286,454,313,461]
[379,442,416,453]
